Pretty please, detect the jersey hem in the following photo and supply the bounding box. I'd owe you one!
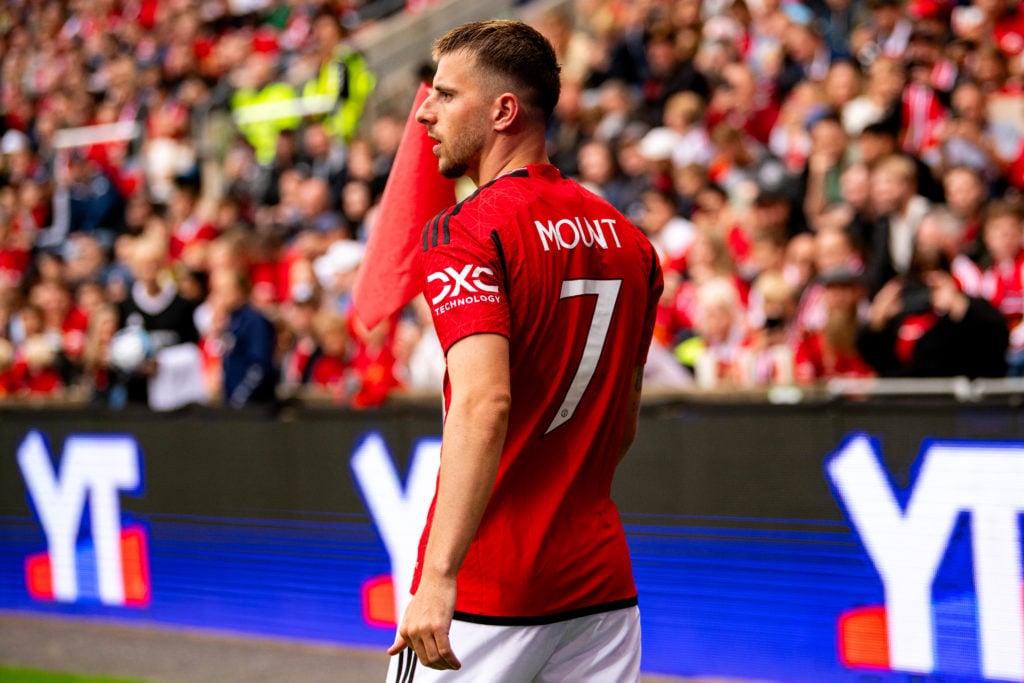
[452,596,638,626]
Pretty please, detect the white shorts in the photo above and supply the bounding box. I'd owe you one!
[384,606,641,683]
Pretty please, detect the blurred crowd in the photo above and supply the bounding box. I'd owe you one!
[1,0,1023,410]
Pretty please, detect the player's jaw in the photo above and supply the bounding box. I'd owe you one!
[430,128,481,180]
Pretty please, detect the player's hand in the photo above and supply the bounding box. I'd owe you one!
[387,575,461,670]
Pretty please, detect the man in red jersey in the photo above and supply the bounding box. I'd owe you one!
[385,20,663,682]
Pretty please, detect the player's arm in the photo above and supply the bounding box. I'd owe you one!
[389,332,511,670]
[618,364,643,463]
[621,247,662,462]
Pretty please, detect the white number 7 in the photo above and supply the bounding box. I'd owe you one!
[545,278,621,434]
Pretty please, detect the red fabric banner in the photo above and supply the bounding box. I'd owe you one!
[352,83,456,329]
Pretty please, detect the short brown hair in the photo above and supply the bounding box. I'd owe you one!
[873,154,917,185]
[985,199,1024,227]
[433,20,561,120]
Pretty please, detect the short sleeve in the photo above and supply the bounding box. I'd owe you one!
[420,224,510,354]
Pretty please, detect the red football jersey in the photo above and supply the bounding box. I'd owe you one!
[414,164,663,624]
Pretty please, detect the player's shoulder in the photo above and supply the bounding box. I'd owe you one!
[420,169,533,252]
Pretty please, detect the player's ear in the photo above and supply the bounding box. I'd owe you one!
[492,92,519,132]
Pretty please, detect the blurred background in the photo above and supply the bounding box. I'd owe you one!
[1,0,1024,681]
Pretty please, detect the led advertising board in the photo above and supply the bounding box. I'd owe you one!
[1,403,1023,682]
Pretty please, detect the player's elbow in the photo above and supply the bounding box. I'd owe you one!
[455,386,511,429]
[479,388,512,425]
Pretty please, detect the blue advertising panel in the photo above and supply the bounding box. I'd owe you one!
[1,402,1023,682]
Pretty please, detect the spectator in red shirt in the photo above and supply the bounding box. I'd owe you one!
[978,200,1024,374]
[307,310,353,403]
[795,266,876,384]
[167,176,217,267]
[12,334,64,398]
[348,315,402,409]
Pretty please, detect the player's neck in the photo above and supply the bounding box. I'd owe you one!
[474,134,548,187]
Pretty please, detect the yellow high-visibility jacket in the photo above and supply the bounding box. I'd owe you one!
[301,47,376,144]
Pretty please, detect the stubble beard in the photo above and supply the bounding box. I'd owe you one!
[439,157,468,179]
[435,126,481,180]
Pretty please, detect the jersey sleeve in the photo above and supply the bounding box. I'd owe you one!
[420,219,510,354]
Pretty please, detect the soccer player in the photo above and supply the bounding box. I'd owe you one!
[385,20,663,682]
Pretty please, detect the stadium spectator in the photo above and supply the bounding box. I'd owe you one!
[979,201,1024,375]
[851,0,913,67]
[865,154,932,294]
[0,337,15,397]
[306,309,352,402]
[12,334,63,398]
[663,91,714,170]
[942,165,989,259]
[277,284,321,394]
[639,24,710,126]
[209,266,277,408]
[738,271,798,386]
[231,51,301,167]
[775,4,831,100]
[841,56,903,136]
[794,265,876,384]
[930,80,1021,183]
[796,226,864,334]
[116,237,199,405]
[706,61,776,145]
[858,234,1009,378]
[348,314,401,409]
[299,122,346,202]
[401,295,445,392]
[300,10,376,145]
[638,187,696,265]
[80,303,122,406]
[0,0,1022,411]
[802,113,853,229]
[915,206,983,295]
[676,276,751,388]
[167,176,218,266]
[575,138,627,206]
[120,239,199,350]
[857,120,945,202]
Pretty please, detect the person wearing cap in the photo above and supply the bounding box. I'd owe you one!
[794,264,875,384]
[794,225,865,334]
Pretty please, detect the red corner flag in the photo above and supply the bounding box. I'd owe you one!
[352,83,456,330]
